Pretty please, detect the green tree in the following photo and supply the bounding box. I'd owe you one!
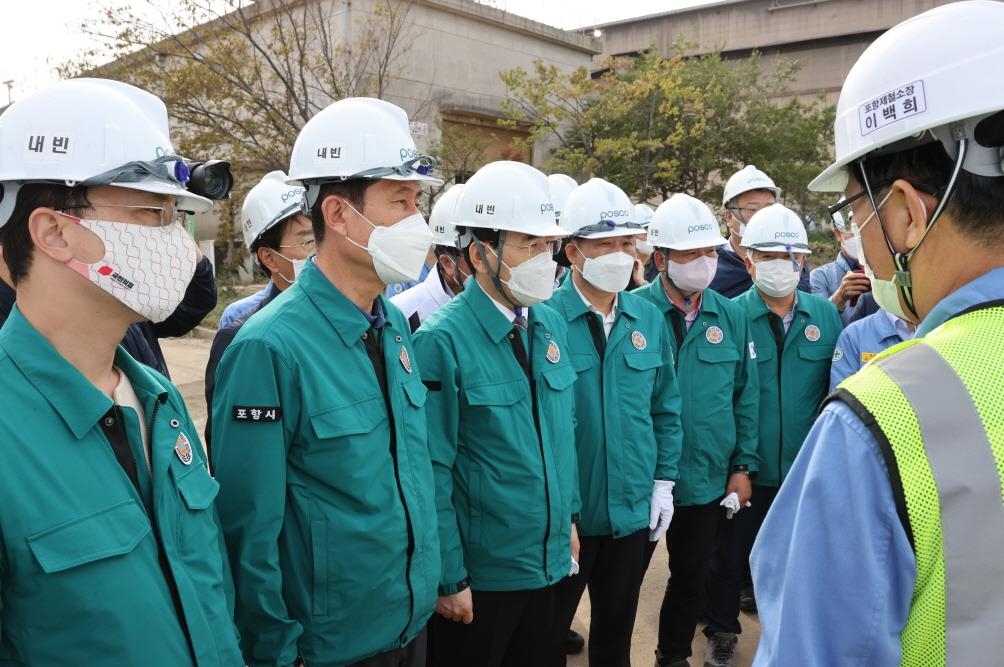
[501,43,835,220]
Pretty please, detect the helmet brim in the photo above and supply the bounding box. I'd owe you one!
[571,227,647,240]
[651,236,728,251]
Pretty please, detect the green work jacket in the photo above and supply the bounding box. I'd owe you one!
[544,277,683,537]
[211,261,440,667]
[0,308,242,667]
[632,280,760,505]
[734,288,841,487]
[413,281,578,593]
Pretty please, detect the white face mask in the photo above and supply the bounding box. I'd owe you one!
[345,202,433,285]
[665,254,717,293]
[850,191,914,321]
[272,250,308,285]
[753,258,801,298]
[65,214,197,323]
[636,238,654,257]
[840,235,860,262]
[577,249,634,293]
[497,249,557,306]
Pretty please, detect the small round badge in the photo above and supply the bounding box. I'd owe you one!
[546,341,561,363]
[399,347,413,373]
[706,326,724,344]
[174,433,194,466]
[631,330,647,350]
[804,324,821,342]
[833,347,844,362]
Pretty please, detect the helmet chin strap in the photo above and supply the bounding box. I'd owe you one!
[856,138,968,321]
[472,230,519,311]
[0,182,23,228]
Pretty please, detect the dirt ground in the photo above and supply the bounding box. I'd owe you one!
[163,335,761,667]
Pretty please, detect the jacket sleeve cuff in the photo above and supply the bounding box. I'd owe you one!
[438,576,471,597]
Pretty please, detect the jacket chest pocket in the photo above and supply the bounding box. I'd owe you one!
[173,465,221,553]
[27,500,150,574]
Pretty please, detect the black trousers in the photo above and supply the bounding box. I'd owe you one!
[427,585,556,667]
[647,500,722,663]
[703,484,778,636]
[550,528,650,667]
[340,629,426,667]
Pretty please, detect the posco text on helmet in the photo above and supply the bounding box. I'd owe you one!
[722,165,780,206]
[0,78,212,226]
[647,193,727,251]
[810,1,1004,193]
[430,184,464,248]
[455,161,567,239]
[559,178,645,239]
[547,173,578,219]
[241,171,308,248]
[740,204,811,255]
[287,97,443,205]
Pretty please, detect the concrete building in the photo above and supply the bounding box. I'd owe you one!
[593,0,959,104]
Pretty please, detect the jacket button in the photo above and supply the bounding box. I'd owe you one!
[547,574,554,582]
[170,419,180,428]
[103,416,115,427]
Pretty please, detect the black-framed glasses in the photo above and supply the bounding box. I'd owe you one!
[826,179,938,229]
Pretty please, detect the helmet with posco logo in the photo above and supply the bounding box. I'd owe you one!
[455,161,567,239]
[647,193,728,250]
[722,165,781,206]
[559,177,645,239]
[429,184,464,248]
[287,97,443,206]
[740,204,811,254]
[634,203,655,227]
[241,171,308,248]
[547,173,578,219]
[0,78,212,226]
[810,1,1004,192]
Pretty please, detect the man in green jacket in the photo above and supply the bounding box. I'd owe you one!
[633,193,759,667]
[546,178,684,666]
[702,204,841,667]
[0,79,242,666]
[413,161,578,667]
[212,98,442,667]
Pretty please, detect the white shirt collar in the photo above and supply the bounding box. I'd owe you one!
[571,273,618,336]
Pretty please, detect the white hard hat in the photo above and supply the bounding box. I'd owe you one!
[0,78,212,226]
[810,1,1004,192]
[455,161,567,238]
[647,193,727,251]
[634,203,655,227]
[722,165,780,206]
[559,178,645,239]
[547,173,577,218]
[740,204,811,254]
[288,97,443,199]
[241,171,308,248]
[430,184,464,248]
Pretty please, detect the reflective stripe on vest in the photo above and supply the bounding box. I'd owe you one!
[835,305,1004,667]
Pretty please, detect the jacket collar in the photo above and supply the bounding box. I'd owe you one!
[0,307,171,439]
[297,258,387,346]
[743,288,810,321]
[552,272,639,322]
[465,279,520,343]
[642,277,723,317]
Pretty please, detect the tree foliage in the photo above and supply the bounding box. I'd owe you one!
[500,43,836,220]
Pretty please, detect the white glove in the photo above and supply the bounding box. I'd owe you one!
[648,480,676,541]
[720,491,752,519]
[569,556,580,576]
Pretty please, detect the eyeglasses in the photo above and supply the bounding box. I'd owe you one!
[278,238,316,251]
[826,179,938,229]
[59,202,186,228]
[726,204,770,221]
[504,238,562,259]
[352,155,438,180]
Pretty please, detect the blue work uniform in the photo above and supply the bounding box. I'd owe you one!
[809,253,861,325]
[212,260,440,667]
[218,283,275,329]
[750,267,1004,666]
[829,309,914,391]
[0,307,242,667]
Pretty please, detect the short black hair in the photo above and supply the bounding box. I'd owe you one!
[857,137,1004,247]
[0,184,91,286]
[458,226,500,276]
[249,217,294,278]
[309,179,374,245]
